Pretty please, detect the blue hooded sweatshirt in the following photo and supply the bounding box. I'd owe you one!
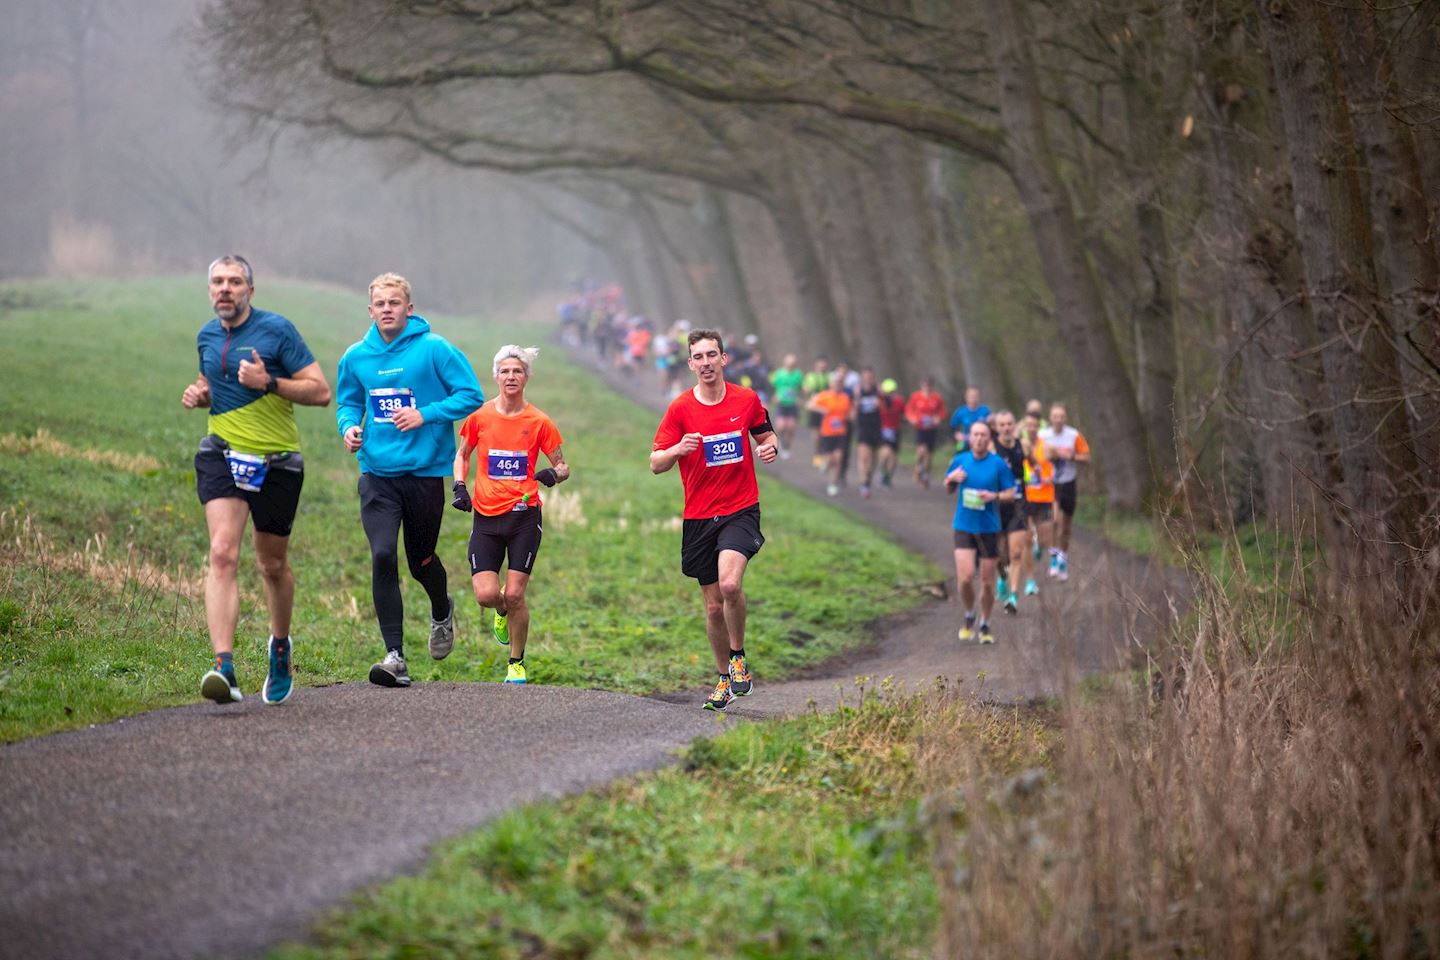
[335,316,485,477]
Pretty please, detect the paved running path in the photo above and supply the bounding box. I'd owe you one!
[0,348,1187,960]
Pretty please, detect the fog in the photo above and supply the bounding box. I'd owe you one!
[0,0,603,312]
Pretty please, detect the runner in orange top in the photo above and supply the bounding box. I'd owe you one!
[807,372,853,497]
[1020,408,1054,598]
[452,346,569,684]
[904,377,946,488]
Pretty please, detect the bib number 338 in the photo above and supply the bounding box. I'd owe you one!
[368,388,416,423]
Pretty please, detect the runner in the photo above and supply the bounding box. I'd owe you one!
[452,346,569,684]
[1021,402,1046,562]
[944,420,1018,645]
[651,329,778,710]
[853,367,883,498]
[802,356,831,469]
[769,353,805,459]
[1037,403,1090,582]
[876,378,907,489]
[991,410,1029,613]
[904,377,946,488]
[1021,413,1056,597]
[807,371,854,497]
[336,273,486,688]
[183,255,333,705]
[949,386,991,454]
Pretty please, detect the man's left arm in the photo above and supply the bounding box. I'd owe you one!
[418,340,486,424]
[750,403,778,463]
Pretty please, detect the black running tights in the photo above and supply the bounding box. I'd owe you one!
[358,474,450,652]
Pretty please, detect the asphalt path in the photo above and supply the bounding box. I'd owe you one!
[0,350,1187,960]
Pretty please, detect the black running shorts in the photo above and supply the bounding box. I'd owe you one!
[1026,501,1054,523]
[194,436,304,537]
[998,501,1028,534]
[1055,480,1078,517]
[856,423,883,448]
[953,529,1000,559]
[469,506,543,576]
[915,427,938,450]
[818,434,848,455]
[777,403,800,421]
[880,427,900,451]
[681,505,764,586]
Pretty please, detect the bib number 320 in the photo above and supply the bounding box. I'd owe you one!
[703,430,743,468]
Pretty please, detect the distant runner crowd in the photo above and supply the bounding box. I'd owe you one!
[558,284,1092,647]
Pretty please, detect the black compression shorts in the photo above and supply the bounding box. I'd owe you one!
[469,506,543,576]
[915,427,939,450]
[1056,480,1078,517]
[998,501,1027,534]
[953,530,1000,559]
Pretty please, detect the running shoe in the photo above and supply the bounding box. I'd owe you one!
[429,600,455,660]
[997,575,1008,598]
[1057,556,1070,582]
[958,612,977,642]
[201,663,242,704]
[703,675,734,711]
[1048,552,1060,579]
[880,473,892,489]
[1032,535,1042,560]
[262,636,293,705]
[979,622,995,645]
[1003,592,1018,615]
[504,661,527,684]
[1024,578,1039,596]
[860,484,872,499]
[826,484,840,497]
[729,653,752,696]
[493,608,510,646]
[369,650,411,687]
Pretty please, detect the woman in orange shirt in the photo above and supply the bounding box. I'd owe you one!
[807,372,854,497]
[452,346,570,684]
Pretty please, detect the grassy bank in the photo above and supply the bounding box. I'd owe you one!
[0,278,937,741]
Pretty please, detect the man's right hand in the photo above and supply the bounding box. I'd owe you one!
[451,481,472,512]
[181,376,210,409]
[343,425,364,453]
[674,432,703,456]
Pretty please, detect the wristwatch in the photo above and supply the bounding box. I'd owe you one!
[264,375,278,394]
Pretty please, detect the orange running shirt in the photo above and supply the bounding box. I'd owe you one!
[457,401,564,516]
[1024,436,1056,504]
[905,391,946,430]
[813,390,853,437]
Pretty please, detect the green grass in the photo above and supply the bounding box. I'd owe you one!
[271,688,1053,959]
[0,277,938,741]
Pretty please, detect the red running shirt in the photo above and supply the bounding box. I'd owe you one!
[654,383,769,519]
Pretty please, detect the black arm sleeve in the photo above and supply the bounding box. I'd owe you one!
[749,406,775,439]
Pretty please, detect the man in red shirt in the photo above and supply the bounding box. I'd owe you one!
[904,377,946,488]
[652,329,779,710]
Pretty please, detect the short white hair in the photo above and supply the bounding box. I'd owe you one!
[493,344,539,378]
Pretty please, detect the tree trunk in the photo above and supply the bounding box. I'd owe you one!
[762,165,850,355]
[696,187,762,336]
[985,0,1154,510]
[629,195,681,322]
[1256,0,1425,589]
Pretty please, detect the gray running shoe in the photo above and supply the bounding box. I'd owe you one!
[369,650,411,687]
[428,601,455,660]
[201,665,242,704]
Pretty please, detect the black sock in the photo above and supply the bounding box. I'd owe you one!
[731,648,745,660]
[509,657,524,665]
[271,635,289,648]
[216,651,233,670]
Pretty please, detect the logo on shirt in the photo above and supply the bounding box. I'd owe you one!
[377,367,404,376]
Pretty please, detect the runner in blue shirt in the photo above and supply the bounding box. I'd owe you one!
[949,385,991,454]
[944,420,1017,644]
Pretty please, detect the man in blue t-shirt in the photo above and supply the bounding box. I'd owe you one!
[944,420,1018,645]
[949,385,991,454]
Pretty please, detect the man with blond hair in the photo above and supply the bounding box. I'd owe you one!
[184,255,333,705]
[336,272,485,687]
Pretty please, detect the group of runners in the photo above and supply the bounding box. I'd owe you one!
[184,258,772,711]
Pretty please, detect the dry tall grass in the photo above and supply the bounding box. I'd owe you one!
[927,532,1439,958]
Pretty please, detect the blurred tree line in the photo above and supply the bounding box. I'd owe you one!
[0,0,603,315]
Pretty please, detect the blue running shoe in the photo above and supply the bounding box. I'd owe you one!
[263,636,293,705]
[201,663,242,704]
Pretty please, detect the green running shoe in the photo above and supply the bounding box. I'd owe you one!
[504,660,527,684]
[493,609,510,646]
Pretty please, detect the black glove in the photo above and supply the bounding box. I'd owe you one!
[451,481,472,512]
[535,467,558,488]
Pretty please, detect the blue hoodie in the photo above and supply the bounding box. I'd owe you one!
[335,316,485,477]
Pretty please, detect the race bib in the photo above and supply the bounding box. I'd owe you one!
[962,488,985,510]
[881,427,898,443]
[488,448,529,480]
[921,415,936,428]
[225,451,268,492]
[368,387,416,423]
[825,415,845,433]
[702,430,743,467]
